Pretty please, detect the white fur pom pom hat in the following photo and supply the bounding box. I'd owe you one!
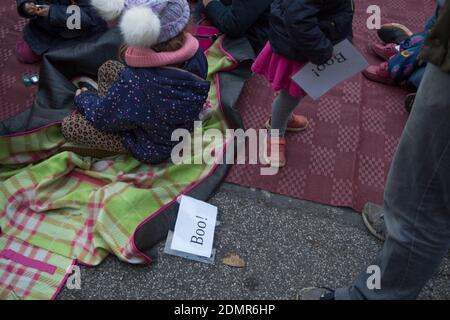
[91,0,190,47]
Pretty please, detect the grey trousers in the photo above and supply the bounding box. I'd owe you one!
[336,63,450,299]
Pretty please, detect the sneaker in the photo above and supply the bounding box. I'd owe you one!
[371,43,398,61]
[297,287,335,300]
[405,93,416,113]
[72,76,98,93]
[362,203,386,241]
[265,114,309,132]
[362,62,394,85]
[377,23,413,45]
[263,135,287,168]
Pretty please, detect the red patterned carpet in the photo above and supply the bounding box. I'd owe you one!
[0,2,39,121]
[226,0,435,212]
[1,0,436,212]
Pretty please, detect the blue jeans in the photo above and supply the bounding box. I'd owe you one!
[336,63,450,299]
[407,66,425,89]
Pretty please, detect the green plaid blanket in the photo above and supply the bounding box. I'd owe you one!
[0,39,234,300]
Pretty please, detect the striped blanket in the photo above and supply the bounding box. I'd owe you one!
[0,39,235,300]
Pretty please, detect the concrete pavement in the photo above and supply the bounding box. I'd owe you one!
[58,183,450,300]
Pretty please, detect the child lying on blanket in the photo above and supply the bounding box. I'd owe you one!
[62,0,211,165]
[363,29,429,113]
[363,0,446,112]
[16,0,107,64]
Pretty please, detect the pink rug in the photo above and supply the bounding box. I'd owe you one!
[226,0,435,212]
[0,2,39,121]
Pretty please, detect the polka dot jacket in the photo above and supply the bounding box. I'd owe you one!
[75,49,211,164]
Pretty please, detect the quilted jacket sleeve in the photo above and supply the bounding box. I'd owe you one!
[283,0,334,65]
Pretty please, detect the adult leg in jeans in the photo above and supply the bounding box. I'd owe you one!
[335,63,450,300]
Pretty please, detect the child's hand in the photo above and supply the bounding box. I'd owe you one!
[35,5,50,17]
[75,88,88,97]
[24,2,37,16]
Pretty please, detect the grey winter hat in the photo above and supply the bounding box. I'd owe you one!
[91,0,190,47]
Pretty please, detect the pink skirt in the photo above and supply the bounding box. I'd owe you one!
[252,42,306,98]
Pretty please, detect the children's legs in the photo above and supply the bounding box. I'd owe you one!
[271,89,303,137]
[98,60,126,97]
[62,113,127,153]
[265,89,303,168]
[62,61,127,154]
[15,39,42,64]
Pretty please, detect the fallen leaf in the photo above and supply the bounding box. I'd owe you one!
[222,254,246,268]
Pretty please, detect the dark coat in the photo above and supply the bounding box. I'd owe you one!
[17,0,107,55]
[269,0,355,65]
[420,0,450,73]
[75,49,211,165]
[200,0,273,54]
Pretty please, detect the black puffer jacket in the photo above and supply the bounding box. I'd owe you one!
[269,0,355,65]
[199,0,273,54]
[17,0,107,55]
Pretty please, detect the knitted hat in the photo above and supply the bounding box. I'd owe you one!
[91,0,190,47]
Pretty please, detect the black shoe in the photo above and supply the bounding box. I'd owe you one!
[377,23,413,44]
[405,93,416,114]
[297,287,335,300]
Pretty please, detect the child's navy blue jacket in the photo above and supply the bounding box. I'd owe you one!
[74,49,211,165]
[16,0,107,55]
[198,0,273,54]
[269,0,355,65]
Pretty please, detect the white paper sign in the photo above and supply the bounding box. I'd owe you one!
[164,231,216,264]
[292,40,369,100]
[171,196,218,258]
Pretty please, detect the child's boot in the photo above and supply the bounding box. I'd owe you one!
[371,43,398,61]
[363,62,394,85]
[264,135,287,168]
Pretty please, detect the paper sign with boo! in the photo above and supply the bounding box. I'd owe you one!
[292,40,369,100]
[171,196,218,258]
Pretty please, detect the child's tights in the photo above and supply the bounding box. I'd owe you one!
[271,89,302,137]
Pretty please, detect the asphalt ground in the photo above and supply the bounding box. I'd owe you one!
[58,183,450,300]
